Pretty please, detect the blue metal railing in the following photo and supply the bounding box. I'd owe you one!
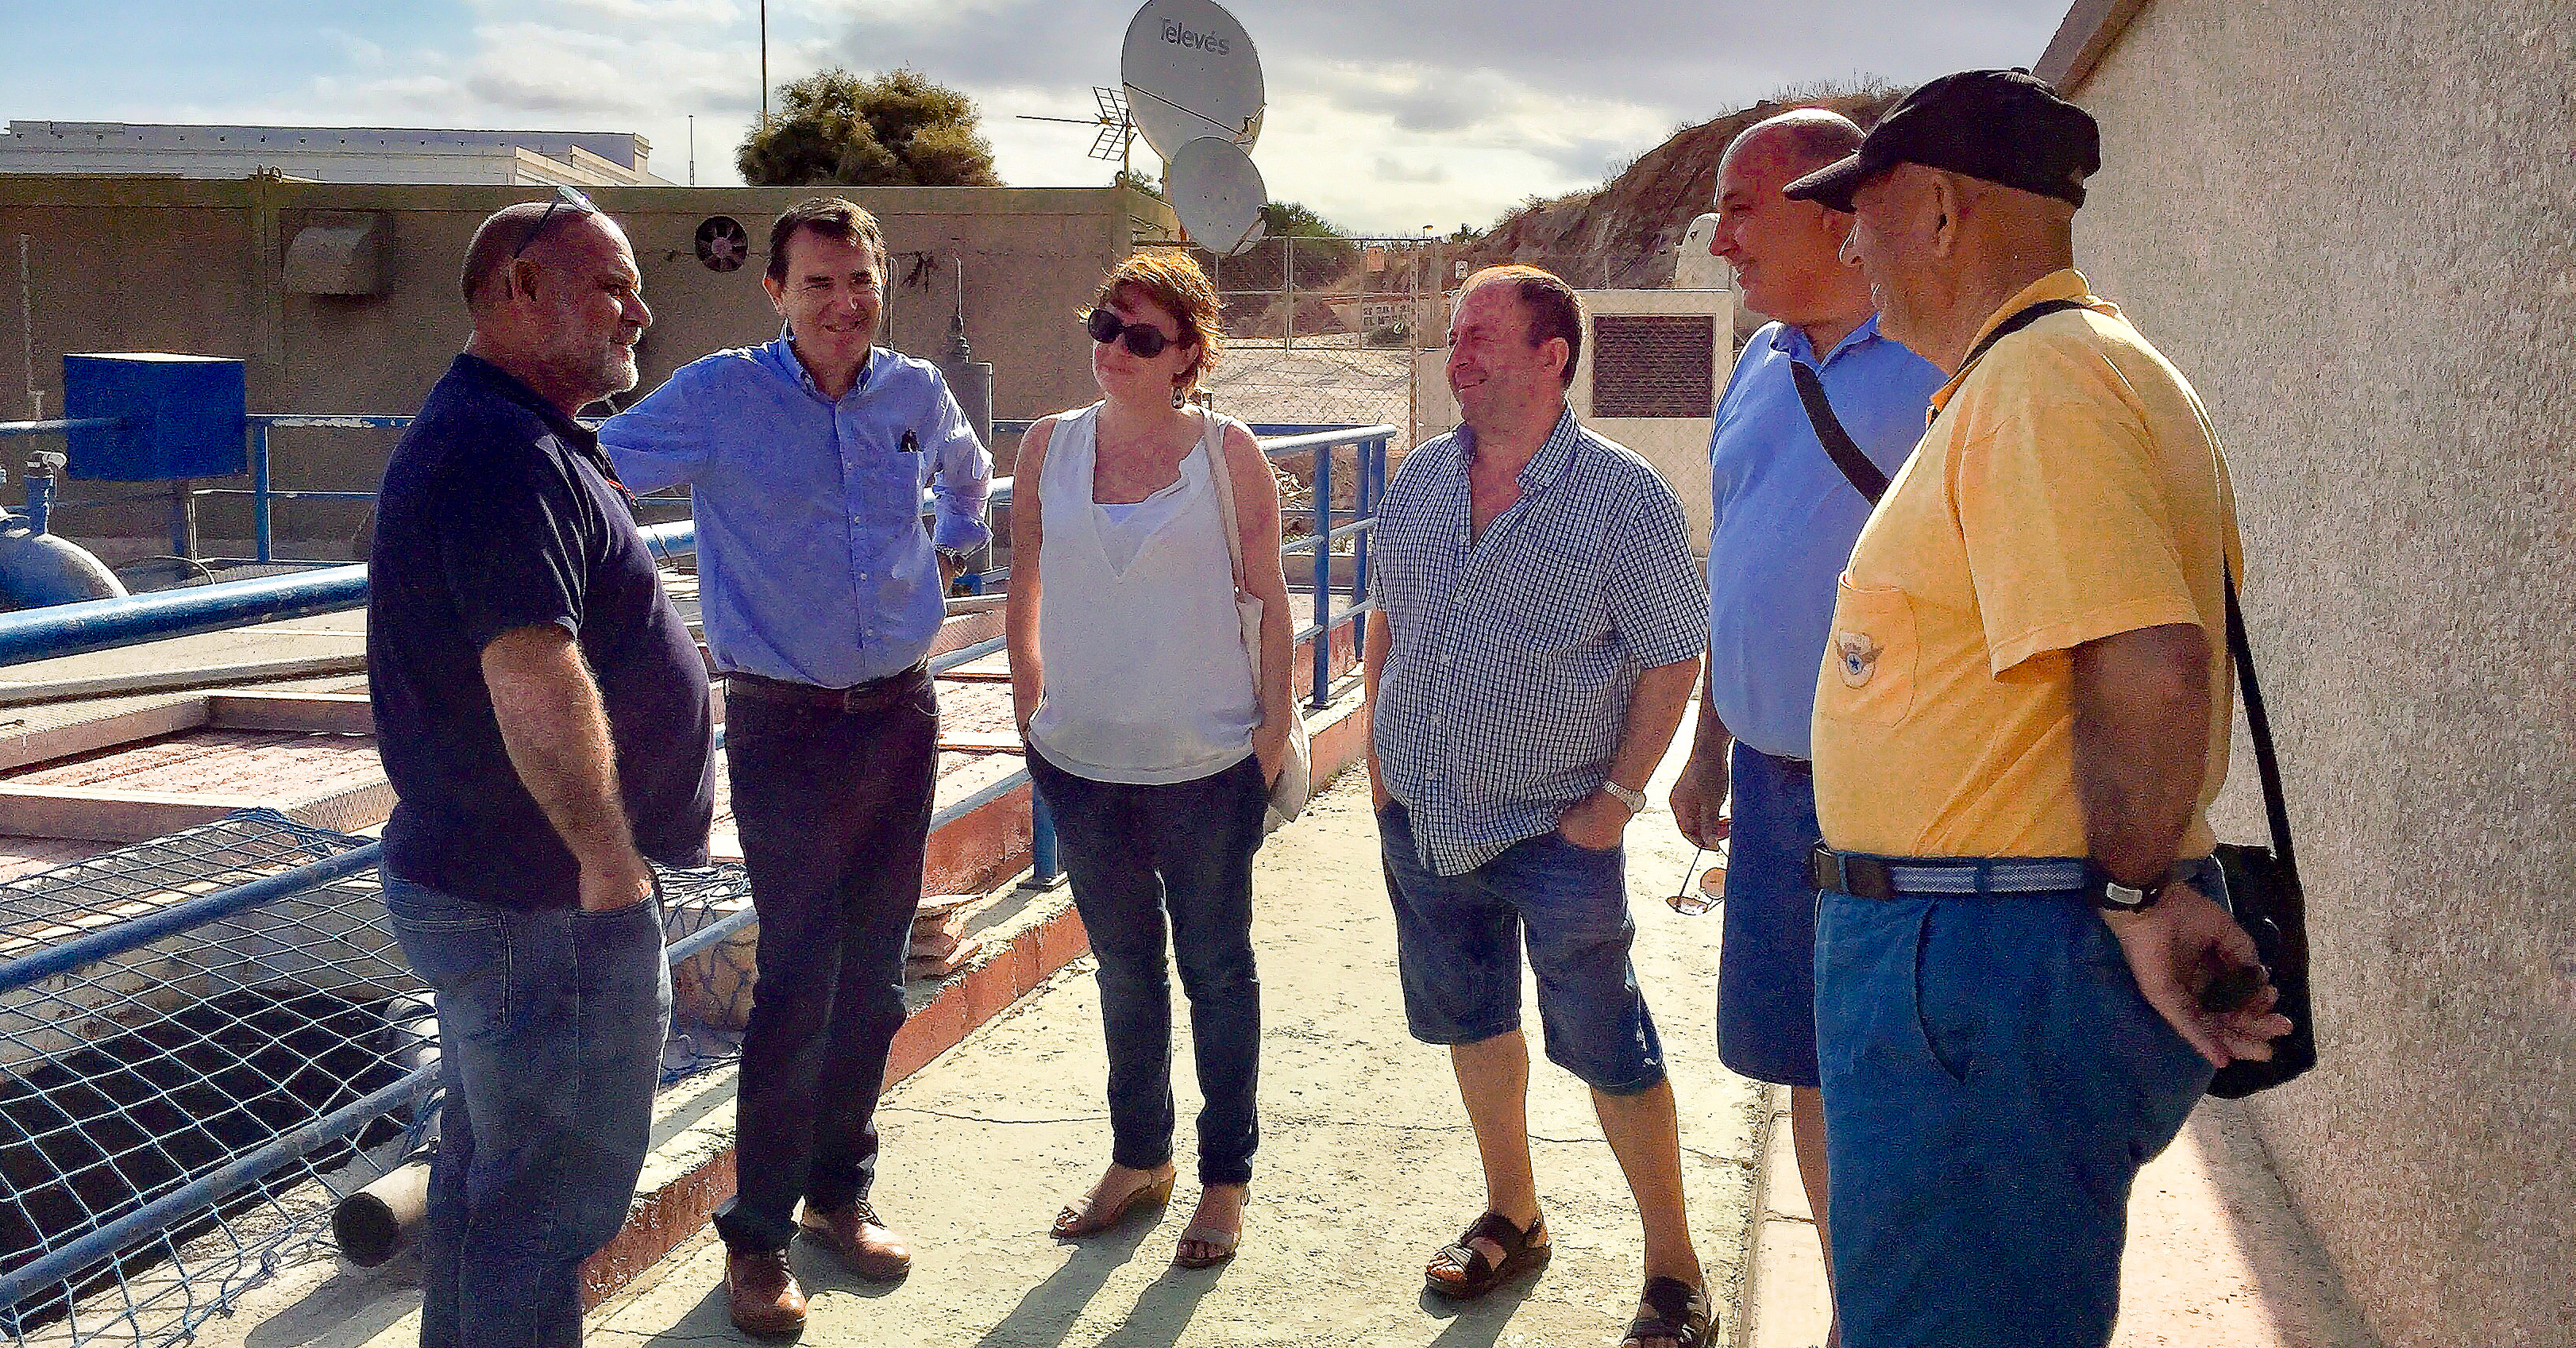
[0,421,1396,1323]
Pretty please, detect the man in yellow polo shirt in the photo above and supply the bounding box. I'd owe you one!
[1780,71,2293,1348]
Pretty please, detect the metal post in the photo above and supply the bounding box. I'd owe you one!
[169,477,197,562]
[1310,441,1331,708]
[1282,235,1295,352]
[24,465,52,536]
[252,422,273,564]
[1351,436,1377,628]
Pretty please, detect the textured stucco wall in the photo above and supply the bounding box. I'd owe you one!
[2065,5,2575,1346]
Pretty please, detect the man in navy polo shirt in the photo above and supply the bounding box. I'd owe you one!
[368,193,715,1348]
[1668,110,1945,1348]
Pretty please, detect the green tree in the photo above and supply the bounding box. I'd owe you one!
[1113,168,1164,199]
[738,67,1004,187]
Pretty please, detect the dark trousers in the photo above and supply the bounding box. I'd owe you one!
[711,668,937,1253]
[1025,745,1265,1185]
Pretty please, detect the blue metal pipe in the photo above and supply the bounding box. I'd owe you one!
[0,519,694,669]
[0,417,119,439]
[1310,439,1332,709]
[0,842,384,997]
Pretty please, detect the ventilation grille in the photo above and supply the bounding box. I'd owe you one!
[1590,314,1716,418]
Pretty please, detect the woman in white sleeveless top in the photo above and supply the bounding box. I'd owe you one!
[1005,253,1291,1269]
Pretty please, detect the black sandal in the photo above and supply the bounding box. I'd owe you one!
[1621,1275,1716,1348]
[1423,1211,1550,1300]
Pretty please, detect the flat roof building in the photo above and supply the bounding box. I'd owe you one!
[0,121,668,186]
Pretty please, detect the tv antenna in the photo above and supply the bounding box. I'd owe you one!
[1016,87,1138,177]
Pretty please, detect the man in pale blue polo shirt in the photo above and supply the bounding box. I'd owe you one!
[1668,110,1943,1346]
[600,198,989,1335]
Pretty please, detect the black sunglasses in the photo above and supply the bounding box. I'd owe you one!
[512,185,598,258]
[1085,307,1182,359]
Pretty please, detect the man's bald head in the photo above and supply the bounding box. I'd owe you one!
[1719,109,1864,183]
[1710,109,1873,334]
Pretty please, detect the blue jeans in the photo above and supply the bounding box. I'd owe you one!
[1378,800,1665,1095]
[1714,743,1824,1088]
[1027,745,1266,1185]
[383,875,672,1348]
[1815,881,2215,1348]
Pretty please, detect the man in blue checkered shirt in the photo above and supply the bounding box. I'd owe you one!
[1363,265,1715,1348]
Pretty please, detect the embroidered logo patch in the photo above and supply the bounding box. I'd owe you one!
[1835,630,1880,687]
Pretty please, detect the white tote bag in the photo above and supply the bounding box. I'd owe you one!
[1201,411,1313,831]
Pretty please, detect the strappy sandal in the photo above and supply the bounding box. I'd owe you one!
[1051,1169,1174,1240]
[1173,1184,1248,1269]
[1620,1275,1717,1348]
[1172,1223,1240,1269]
[1423,1211,1550,1300]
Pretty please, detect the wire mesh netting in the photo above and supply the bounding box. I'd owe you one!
[0,810,758,1348]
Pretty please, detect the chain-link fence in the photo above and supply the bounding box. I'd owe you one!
[0,811,757,1348]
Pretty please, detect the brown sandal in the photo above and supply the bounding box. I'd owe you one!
[1425,1211,1550,1299]
[1051,1169,1174,1240]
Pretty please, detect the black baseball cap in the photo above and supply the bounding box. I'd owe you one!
[1783,68,2100,212]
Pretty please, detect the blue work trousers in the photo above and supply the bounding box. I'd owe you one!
[384,876,672,1348]
[1815,885,2215,1348]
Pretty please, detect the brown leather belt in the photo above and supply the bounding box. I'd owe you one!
[724,664,929,714]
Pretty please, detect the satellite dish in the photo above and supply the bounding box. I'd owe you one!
[1167,136,1267,256]
[1121,0,1263,160]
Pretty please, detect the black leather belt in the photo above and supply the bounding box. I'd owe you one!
[725,664,929,714]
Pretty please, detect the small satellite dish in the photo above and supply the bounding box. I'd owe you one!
[1166,135,1266,256]
[1121,0,1263,160]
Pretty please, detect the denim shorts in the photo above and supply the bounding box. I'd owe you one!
[1378,800,1665,1095]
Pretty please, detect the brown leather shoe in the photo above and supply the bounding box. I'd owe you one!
[798,1199,912,1281]
[725,1246,806,1338]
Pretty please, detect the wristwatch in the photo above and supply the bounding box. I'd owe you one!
[2088,861,2196,913]
[935,545,973,568]
[1600,780,1649,816]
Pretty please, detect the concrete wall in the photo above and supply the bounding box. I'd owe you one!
[0,176,1170,550]
[2055,4,2575,1344]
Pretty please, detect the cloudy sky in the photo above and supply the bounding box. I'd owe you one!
[0,0,2072,233]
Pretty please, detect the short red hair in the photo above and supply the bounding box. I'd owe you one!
[1091,250,1225,395]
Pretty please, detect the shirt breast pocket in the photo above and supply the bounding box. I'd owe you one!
[860,445,925,530]
[1817,578,1918,727]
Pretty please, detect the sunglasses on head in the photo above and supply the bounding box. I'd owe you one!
[1085,307,1182,359]
[512,185,599,258]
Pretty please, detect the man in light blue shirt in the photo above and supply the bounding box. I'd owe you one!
[600,197,988,1335]
[1667,112,1943,1348]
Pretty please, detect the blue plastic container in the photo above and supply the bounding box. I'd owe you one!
[62,352,249,481]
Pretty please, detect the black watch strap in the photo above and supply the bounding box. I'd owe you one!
[2088,860,2195,912]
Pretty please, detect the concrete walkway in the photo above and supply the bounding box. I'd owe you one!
[584,756,1768,1347]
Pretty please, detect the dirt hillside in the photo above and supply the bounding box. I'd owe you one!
[1458,90,1900,290]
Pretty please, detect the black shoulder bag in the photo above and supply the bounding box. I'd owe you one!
[2208,570,2317,1097]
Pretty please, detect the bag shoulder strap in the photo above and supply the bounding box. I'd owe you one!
[2223,568,2298,870]
[1787,359,1888,506]
[1199,409,1249,595]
